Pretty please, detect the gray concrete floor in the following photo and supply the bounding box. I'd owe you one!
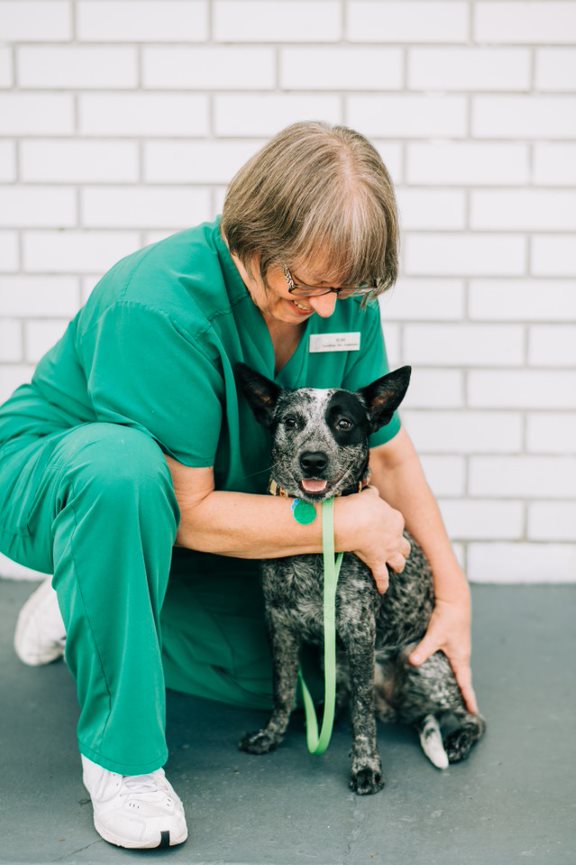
[1,579,575,865]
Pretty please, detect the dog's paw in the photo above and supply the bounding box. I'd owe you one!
[349,764,385,796]
[238,729,279,755]
[444,723,477,764]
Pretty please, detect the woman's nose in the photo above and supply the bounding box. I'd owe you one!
[309,292,338,318]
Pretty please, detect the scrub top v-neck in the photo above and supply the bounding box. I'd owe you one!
[0,216,401,499]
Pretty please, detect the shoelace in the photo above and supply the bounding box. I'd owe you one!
[121,773,167,798]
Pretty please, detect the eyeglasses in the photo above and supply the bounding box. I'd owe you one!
[282,266,377,300]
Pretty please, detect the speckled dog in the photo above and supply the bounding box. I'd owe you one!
[236,363,486,795]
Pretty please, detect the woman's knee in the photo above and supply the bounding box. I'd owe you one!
[56,423,178,516]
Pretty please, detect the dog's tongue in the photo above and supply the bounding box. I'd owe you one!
[300,479,328,494]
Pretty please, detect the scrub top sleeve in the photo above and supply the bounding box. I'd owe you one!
[78,302,223,467]
[341,302,401,448]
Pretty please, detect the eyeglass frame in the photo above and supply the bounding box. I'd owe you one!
[282,265,378,300]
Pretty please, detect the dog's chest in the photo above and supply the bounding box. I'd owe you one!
[261,553,378,643]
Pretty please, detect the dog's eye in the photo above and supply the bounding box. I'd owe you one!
[337,418,354,431]
[283,415,299,430]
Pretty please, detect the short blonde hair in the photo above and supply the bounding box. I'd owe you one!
[221,121,398,301]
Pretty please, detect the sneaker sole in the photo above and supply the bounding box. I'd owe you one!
[93,817,188,849]
[13,577,66,666]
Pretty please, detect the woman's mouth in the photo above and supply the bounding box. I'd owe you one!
[289,299,313,316]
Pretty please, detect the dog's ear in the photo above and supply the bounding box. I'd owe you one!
[357,366,412,432]
[235,363,282,428]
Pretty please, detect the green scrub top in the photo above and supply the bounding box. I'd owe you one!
[0,216,400,499]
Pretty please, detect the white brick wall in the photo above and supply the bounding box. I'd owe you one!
[0,0,575,584]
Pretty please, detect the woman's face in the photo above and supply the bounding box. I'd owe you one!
[246,260,340,326]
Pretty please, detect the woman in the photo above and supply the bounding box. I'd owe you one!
[0,122,477,850]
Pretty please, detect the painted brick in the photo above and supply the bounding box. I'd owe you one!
[528,503,576,541]
[409,48,529,91]
[214,95,341,137]
[281,48,402,90]
[470,457,576,498]
[401,370,464,409]
[469,281,576,322]
[475,3,576,45]
[23,232,140,274]
[440,500,524,541]
[397,189,465,231]
[78,1,207,42]
[348,2,468,42]
[469,371,576,409]
[143,47,275,90]
[82,187,211,229]
[0,47,11,88]
[533,144,576,186]
[471,191,576,231]
[382,324,401,369]
[536,49,576,92]
[0,95,73,135]
[527,414,576,454]
[0,365,34,405]
[473,96,576,139]
[407,142,529,186]
[0,321,22,362]
[214,1,341,42]
[0,142,16,182]
[380,279,465,321]
[25,320,70,364]
[373,142,403,185]
[21,140,139,183]
[403,410,522,454]
[404,234,526,277]
[420,455,466,497]
[80,94,209,137]
[529,326,576,367]
[532,237,576,277]
[0,2,71,41]
[0,277,79,317]
[405,324,523,367]
[18,47,138,90]
[468,543,576,583]
[347,96,466,138]
[0,232,18,272]
[0,552,48,580]
[0,187,76,228]
[144,140,263,184]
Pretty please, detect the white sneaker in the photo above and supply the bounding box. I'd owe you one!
[82,755,188,849]
[14,576,66,666]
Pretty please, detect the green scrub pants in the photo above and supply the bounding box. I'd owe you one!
[0,422,280,775]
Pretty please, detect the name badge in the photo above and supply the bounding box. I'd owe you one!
[309,332,361,353]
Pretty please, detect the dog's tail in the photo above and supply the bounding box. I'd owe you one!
[418,715,449,770]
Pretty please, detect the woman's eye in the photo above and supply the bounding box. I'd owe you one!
[337,418,353,431]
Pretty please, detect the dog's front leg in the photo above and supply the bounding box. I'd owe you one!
[342,626,385,795]
[239,621,300,755]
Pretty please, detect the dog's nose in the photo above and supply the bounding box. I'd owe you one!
[299,451,328,476]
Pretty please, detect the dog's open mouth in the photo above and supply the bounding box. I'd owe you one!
[299,479,329,495]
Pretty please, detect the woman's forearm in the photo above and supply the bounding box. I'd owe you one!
[369,428,470,602]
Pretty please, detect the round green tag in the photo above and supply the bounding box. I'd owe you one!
[291,499,317,526]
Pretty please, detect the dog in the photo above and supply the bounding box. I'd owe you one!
[235,363,486,795]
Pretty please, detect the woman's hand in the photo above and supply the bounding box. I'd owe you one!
[407,590,479,715]
[338,486,411,595]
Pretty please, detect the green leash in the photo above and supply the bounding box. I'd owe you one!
[297,497,344,755]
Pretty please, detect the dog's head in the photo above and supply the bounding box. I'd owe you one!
[236,364,411,502]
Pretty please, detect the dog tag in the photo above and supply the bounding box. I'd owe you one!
[291,499,317,525]
[309,332,361,353]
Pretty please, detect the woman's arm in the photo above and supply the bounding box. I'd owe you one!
[164,459,410,591]
[368,426,479,714]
